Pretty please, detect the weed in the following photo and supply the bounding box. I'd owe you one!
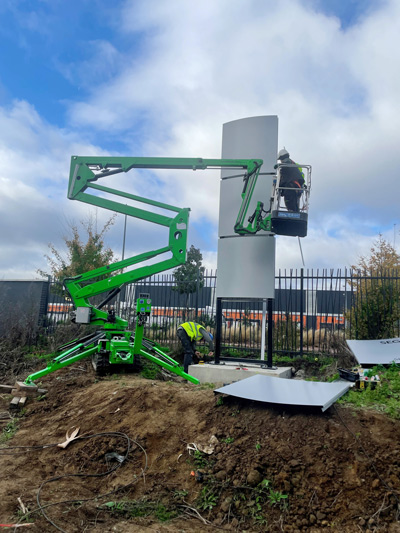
[155,504,178,521]
[173,489,188,500]
[197,487,218,511]
[140,361,160,380]
[238,478,289,525]
[0,417,19,445]
[223,437,234,444]
[268,489,288,505]
[15,507,32,523]
[259,479,271,490]
[255,442,261,451]
[103,501,126,512]
[193,449,208,468]
[216,396,224,406]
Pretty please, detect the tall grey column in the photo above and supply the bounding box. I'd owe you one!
[216,116,277,299]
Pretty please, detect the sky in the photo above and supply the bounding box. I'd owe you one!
[0,0,399,280]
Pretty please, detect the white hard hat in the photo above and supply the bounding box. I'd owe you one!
[277,148,290,160]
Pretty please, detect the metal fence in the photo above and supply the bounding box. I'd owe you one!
[42,268,400,357]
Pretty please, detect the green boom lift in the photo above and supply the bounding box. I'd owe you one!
[17,156,310,393]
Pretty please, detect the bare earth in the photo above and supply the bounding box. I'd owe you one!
[1,361,400,532]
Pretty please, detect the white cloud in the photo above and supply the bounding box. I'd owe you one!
[0,100,116,278]
[68,1,399,267]
[2,0,400,280]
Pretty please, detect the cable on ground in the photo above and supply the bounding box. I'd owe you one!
[0,431,148,533]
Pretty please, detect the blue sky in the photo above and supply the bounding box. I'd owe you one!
[0,1,130,144]
[0,0,399,279]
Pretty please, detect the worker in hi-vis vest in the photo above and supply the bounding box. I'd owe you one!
[177,321,214,373]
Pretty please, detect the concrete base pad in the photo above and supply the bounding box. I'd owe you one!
[189,362,292,385]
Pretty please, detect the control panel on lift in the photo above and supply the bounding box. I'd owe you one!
[136,293,152,315]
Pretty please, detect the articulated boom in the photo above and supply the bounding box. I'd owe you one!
[24,156,266,387]
[66,155,264,327]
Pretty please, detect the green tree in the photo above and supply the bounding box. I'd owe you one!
[173,245,205,319]
[38,213,117,282]
[348,235,400,339]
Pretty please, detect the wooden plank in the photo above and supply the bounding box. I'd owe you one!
[10,397,21,409]
[1,383,46,397]
[14,382,38,393]
[19,396,28,406]
[11,387,43,398]
[0,384,14,393]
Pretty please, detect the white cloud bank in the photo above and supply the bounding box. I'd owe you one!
[1,0,400,278]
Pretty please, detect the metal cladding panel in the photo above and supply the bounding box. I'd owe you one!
[217,116,278,299]
[347,338,400,366]
[216,236,275,299]
[219,115,278,238]
[214,374,350,412]
[221,116,278,169]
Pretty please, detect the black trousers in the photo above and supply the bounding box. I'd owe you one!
[282,182,302,212]
[177,328,197,373]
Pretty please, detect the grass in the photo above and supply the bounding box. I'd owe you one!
[274,352,335,369]
[101,499,179,521]
[197,382,216,390]
[339,363,400,419]
[140,360,160,380]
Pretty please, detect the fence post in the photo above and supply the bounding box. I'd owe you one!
[260,299,267,360]
[267,298,274,368]
[215,297,222,365]
[300,268,304,356]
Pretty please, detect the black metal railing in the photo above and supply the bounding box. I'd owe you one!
[3,268,400,357]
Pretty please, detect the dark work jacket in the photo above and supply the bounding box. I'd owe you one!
[279,158,305,188]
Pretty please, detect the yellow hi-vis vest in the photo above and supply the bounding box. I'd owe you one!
[180,322,204,342]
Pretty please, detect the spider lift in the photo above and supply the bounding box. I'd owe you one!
[11,155,310,397]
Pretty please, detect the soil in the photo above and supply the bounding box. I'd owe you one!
[1,360,400,533]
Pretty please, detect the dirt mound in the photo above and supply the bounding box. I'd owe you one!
[1,362,400,532]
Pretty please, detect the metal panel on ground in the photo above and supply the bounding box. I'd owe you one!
[347,338,400,366]
[214,374,350,412]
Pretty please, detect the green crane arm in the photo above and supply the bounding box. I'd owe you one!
[66,156,263,327]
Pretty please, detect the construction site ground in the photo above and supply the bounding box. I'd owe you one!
[1,358,400,533]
